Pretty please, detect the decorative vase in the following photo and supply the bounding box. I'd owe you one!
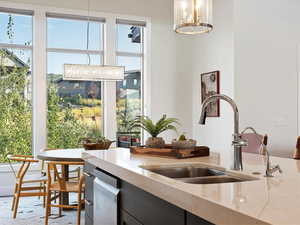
[293,137,300,159]
[146,137,165,148]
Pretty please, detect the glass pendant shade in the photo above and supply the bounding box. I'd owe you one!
[174,0,213,34]
[63,64,125,81]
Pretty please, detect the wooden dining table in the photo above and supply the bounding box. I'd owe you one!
[37,149,84,206]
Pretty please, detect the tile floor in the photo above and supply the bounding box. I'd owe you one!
[0,195,84,225]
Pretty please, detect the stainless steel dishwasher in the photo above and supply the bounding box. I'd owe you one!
[93,171,120,225]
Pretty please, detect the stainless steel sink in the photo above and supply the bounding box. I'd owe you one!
[148,167,224,178]
[178,175,246,184]
[143,165,258,184]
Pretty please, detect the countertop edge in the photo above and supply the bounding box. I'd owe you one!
[82,151,271,225]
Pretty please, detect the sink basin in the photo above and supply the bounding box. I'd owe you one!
[148,167,224,178]
[178,175,247,184]
[142,164,258,184]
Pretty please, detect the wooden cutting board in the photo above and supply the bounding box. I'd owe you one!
[130,145,209,159]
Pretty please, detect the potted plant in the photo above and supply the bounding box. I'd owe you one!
[172,134,197,149]
[131,114,179,148]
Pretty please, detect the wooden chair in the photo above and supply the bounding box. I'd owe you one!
[45,161,85,225]
[8,155,47,219]
[241,129,268,154]
[40,148,81,179]
[40,149,82,203]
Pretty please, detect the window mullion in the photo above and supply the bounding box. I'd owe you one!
[103,16,118,143]
[32,9,47,156]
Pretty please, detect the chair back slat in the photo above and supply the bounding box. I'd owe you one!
[18,161,31,182]
[47,161,83,191]
[7,155,37,181]
[47,162,66,190]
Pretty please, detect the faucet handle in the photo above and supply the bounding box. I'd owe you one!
[232,138,248,147]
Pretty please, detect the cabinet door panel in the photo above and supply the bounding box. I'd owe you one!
[85,213,93,225]
[120,210,143,225]
[120,181,184,225]
[186,212,215,225]
[85,174,94,201]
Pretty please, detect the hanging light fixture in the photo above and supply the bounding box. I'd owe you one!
[64,64,125,81]
[174,0,213,35]
[63,0,124,81]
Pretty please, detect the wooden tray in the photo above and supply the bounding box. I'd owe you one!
[130,144,209,159]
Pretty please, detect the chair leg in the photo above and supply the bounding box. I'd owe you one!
[38,182,42,200]
[77,191,82,225]
[77,168,81,181]
[11,183,18,211]
[54,176,57,203]
[43,183,46,208]
[58,192,62,217]
[12,186,21,219]
[45,190,51,225]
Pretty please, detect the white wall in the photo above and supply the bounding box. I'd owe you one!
[1,0,193,142]
[190,0,300,158]
[191,0,235,154]
[234,0,300,157]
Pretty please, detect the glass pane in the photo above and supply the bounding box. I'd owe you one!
[47,52,103,149]
[0,12,32,45]
[0,48,32,162]
[117,56,141,71]
[47,17,103,50]
[47,52,101,74]
[116,56,142,146]
[117,24,142,53]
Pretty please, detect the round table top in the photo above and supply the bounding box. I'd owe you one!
[37,149,84,162]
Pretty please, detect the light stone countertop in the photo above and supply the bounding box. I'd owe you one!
[82,148,300,225]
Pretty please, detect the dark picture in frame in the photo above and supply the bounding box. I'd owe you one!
[201,71,220,117]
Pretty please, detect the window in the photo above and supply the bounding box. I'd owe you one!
[0,11,33,162]
[116,22,145,146]
[46,15,104,149]
[0,5,148,160]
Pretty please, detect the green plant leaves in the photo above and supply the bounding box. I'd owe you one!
[131,114,179,137]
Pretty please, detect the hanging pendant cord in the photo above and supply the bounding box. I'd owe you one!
[87,0,91,65]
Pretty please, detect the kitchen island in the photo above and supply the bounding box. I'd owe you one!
[82,148,299,225]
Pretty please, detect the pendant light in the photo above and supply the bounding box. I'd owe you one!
[174,0,213,35]
[63,0,124,81]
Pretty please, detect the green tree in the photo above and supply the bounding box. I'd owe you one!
[47,83,88,149]
[0,49,89,162]
[0,50,32,162]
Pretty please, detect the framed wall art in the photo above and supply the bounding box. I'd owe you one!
[201,71,220,117]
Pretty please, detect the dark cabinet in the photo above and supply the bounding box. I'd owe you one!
[84,163,95,224]
[120,181,185,225]
[186,212,214,225]
[84,162,214,225]
[85,214,93,225]
[120,210,143,225]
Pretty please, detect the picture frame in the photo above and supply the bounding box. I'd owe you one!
[201,71,220,117]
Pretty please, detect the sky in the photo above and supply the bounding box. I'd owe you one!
[0,12,142,74]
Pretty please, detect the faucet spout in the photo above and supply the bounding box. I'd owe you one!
[199,94,239,134]
[199,94,246,171]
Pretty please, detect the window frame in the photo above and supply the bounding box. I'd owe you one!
[116,23,145,143]
[0,1,151,161]
[0,9,34,160]
[46,15,105,145]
